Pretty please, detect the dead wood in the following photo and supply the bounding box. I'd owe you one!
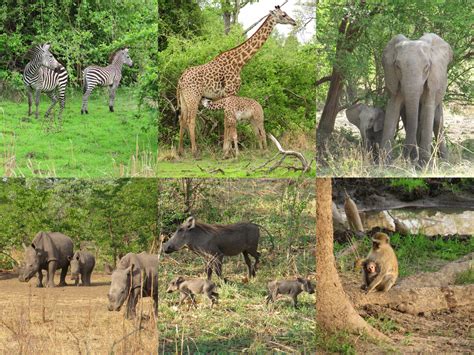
[197,165,225,175]
[250,134,311,174]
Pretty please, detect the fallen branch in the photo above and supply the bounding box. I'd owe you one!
[197,165,225,175]
[250,134,311,174]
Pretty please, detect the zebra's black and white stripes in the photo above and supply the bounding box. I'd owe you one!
[81,48,133,114]
[23,43,69,122]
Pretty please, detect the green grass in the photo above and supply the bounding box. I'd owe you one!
[0,88,157,177]
[454,268,474,285]
[158,244,317,353]
[157,146,315,178]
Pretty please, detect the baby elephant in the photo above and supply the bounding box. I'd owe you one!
[167,276,218,308]
[69,250,95,286]
[266,277,315,308]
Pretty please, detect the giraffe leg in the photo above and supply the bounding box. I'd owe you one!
[178,116,186,156]
[251,118,267,150]
[232,122,239,157]
[187,99,200,158]
[223,112,233,158]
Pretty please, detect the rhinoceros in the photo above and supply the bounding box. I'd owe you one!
[163,217,261,280]
[108,252,158,319]
[19,232,74,288]
[69,250,95,286]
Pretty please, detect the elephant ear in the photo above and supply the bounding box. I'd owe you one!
[373,110,385,132]
[420,33,453,94]
[382,34,408,95]
[345,103,363,128]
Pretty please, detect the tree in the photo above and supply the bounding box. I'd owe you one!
[315,178,389,342]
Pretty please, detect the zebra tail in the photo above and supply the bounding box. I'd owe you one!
[82,72,88,94]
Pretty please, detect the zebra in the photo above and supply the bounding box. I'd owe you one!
[81,48,133,114]
[23,43,68,122]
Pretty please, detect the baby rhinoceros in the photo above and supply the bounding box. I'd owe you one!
[69,250,95,286]
[167,276,218,308]
[266,277,315,308]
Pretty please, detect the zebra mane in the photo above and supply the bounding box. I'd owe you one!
[26,44,46,60]
[109,48,127,64]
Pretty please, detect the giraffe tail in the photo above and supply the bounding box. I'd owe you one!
[175,87,181,123]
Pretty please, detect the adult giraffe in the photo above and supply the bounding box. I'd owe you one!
[176,5,296,157]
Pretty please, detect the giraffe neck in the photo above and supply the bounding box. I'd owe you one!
[220,15,276,69]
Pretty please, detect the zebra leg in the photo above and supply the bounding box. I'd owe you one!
[34,89,41,119]
[81,87,93,115]
[26,86,33,116]
[45,92,58,118]
[58,84,66,124]
[109,84,118,112]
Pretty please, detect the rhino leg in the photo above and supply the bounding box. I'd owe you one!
[125,289,139,319]
[46,261,57,287]
[58,265,67,287]
[37,270,44,288]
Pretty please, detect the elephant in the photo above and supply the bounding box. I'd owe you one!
[345,103,385,154]
[381,33,452,166]
[19,232,74,287]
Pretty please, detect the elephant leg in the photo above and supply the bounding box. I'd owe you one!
[434,104,448,160]
[380,95,403,162]
[59,265,68,286]
[418,97,437,167]
[37,270,44,288]
[46,261,57,287]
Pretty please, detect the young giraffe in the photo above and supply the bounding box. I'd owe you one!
[176,5,296,157]
[201,97,267,158]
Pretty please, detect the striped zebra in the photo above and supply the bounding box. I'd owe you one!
[23,43,68,122]
[81,48,133,114]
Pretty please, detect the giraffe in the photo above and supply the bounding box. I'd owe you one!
[201,96,267,158]
[176,5,296,157]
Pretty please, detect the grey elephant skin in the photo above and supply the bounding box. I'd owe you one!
[346,103,385,155]
[381,33,452,166]
[166,276,219,307]
[108,252,158,319]
[163,217,261,280]
[266,278,315,308]
[19,232,73,288]
[69,250,95,286]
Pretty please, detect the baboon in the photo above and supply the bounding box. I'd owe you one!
[362,232,398,293]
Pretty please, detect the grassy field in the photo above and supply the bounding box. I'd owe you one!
[158,242,317,352]
[0,88,157,177]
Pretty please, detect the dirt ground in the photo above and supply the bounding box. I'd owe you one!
[342,274,474,353]
[333,105,474,143]
[0,272,158,354]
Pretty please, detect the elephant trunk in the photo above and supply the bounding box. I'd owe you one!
[402,93,421,161]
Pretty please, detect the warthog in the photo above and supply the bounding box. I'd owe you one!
[19,232,73,288]
[163,217,261,280]
[266,278,315,308]
[69,250,95,286]
[167,276,218,307]
[108,252,158,319]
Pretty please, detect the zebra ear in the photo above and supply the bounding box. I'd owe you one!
[43,43,51,51]
[124,48,129,52]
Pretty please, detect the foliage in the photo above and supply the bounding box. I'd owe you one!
[157,5,316,147]
[0,178,158,268]
[316,0,473,107]
[454,267,474,285]
[389,178,429,193]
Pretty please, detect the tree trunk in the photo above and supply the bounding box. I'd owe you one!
[316,178,390,342]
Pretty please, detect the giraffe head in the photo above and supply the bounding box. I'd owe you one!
[269,5,296,26]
